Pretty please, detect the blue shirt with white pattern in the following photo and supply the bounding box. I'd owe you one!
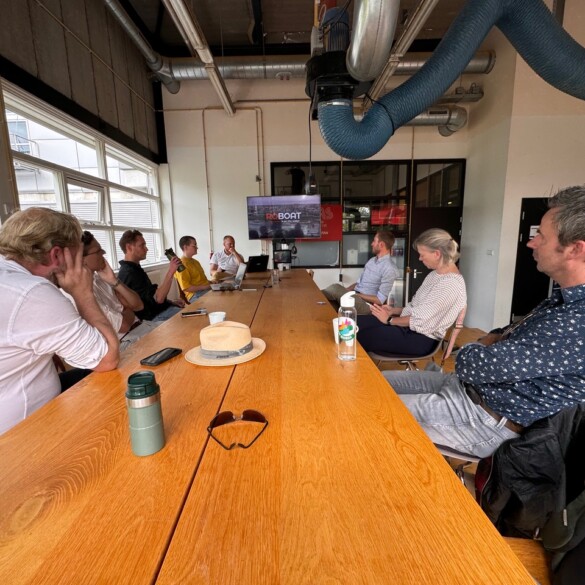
[456,284,585,426]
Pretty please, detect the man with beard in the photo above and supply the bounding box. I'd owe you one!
[384,186,585,458]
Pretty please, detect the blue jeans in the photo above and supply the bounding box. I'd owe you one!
[188,289,209,303]
[152,305,182,322]
[383,371,520,458]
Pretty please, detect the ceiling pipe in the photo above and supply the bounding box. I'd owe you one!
[346,0,400,82]
[367,0,443,105]
[161,0,235,116]
[168,51,494,81]
[353,105,468,132]
[103,0,180,93]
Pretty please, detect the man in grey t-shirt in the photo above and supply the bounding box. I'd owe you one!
[322,231,399,315]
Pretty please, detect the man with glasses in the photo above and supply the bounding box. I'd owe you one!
[80,231,158,349]
[174,235,211,302]
[118,230,185,321]
[384,186,585,458]
[0,208,119,436]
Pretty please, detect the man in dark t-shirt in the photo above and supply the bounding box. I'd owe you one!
[118,230,184,321]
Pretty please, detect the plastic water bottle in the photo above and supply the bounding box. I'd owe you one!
[338,291,357,361]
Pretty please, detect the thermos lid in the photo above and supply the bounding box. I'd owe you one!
[126,371,160,399]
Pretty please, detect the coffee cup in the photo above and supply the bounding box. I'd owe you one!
[332,318,339,344]
[209,311,226,324]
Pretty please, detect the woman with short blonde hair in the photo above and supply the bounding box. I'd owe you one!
[357,228,466,356]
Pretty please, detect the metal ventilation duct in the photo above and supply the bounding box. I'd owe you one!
[168,52,494,81]
[104,0,180,94]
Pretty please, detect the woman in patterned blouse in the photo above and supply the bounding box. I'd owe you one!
[357,228,467,356]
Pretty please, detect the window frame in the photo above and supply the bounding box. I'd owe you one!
[4,83,164,269]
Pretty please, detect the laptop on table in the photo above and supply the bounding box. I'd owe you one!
[246,255,269,273]
[210,262,247,291]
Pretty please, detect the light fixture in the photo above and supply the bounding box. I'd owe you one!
[162,0,235,116]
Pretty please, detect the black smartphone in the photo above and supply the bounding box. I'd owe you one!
[140,347,182,366]
[181,309,208,317]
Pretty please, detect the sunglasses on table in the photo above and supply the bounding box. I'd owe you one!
[207,409,268,451]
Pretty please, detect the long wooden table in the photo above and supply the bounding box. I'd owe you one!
[0,271,534,584]
[0,285,266,584]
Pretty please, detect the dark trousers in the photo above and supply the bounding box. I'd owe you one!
[357,315,438,356]
[59,369,92,392]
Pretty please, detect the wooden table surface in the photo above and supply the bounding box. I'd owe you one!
[0,270,534,584]
[156,271,534,585]
[0,284,266,584]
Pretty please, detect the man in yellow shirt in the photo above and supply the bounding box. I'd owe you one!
[174,236,211,303]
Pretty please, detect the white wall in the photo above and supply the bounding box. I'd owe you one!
[450,0,585,330]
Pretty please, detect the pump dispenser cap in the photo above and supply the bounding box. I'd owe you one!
[340,291,356,308]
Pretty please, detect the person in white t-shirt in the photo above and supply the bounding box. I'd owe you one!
[80,231,159,350]
[0,208,119,436]
[209,235,245,281]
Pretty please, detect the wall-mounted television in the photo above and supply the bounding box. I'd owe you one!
[247,195,322,240]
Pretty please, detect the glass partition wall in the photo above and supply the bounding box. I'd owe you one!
[271,160,465,305]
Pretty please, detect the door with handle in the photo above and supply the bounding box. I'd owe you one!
[407,160,465,301]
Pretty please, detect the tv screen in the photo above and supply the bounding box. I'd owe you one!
[247,195,322,240]
[273,249,292,264]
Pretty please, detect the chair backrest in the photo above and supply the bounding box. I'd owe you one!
[174,276,189,304]
[439,305,467,368]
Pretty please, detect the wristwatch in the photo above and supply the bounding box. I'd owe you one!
[387,316,393,326]
[111,278,122,288]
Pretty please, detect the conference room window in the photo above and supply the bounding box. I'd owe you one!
[5,86,164,269]
[6,114,32,155]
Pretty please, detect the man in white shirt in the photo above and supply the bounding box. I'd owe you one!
[0,208,119,436]
[209,235,245,281]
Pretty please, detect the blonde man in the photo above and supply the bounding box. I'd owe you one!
[210,235,245,281]
[0,208,119,436]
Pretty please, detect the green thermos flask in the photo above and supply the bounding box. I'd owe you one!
[126,371,166,456]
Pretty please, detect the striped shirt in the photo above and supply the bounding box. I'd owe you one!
[401,271,467,340]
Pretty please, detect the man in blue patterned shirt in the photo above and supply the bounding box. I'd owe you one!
[383,186,585,457]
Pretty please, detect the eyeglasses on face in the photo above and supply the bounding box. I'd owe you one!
[83,247,106,257]
[207,409,268,450]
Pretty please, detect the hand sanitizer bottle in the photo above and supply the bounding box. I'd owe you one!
[338,291,357,361]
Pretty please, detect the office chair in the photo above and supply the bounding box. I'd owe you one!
[175,280,190,304]
[368,306,467,371]
[435,444,481,485]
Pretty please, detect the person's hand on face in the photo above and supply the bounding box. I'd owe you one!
[55,246,93,298]
[224,239,235,255]
[96,259,117,285]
